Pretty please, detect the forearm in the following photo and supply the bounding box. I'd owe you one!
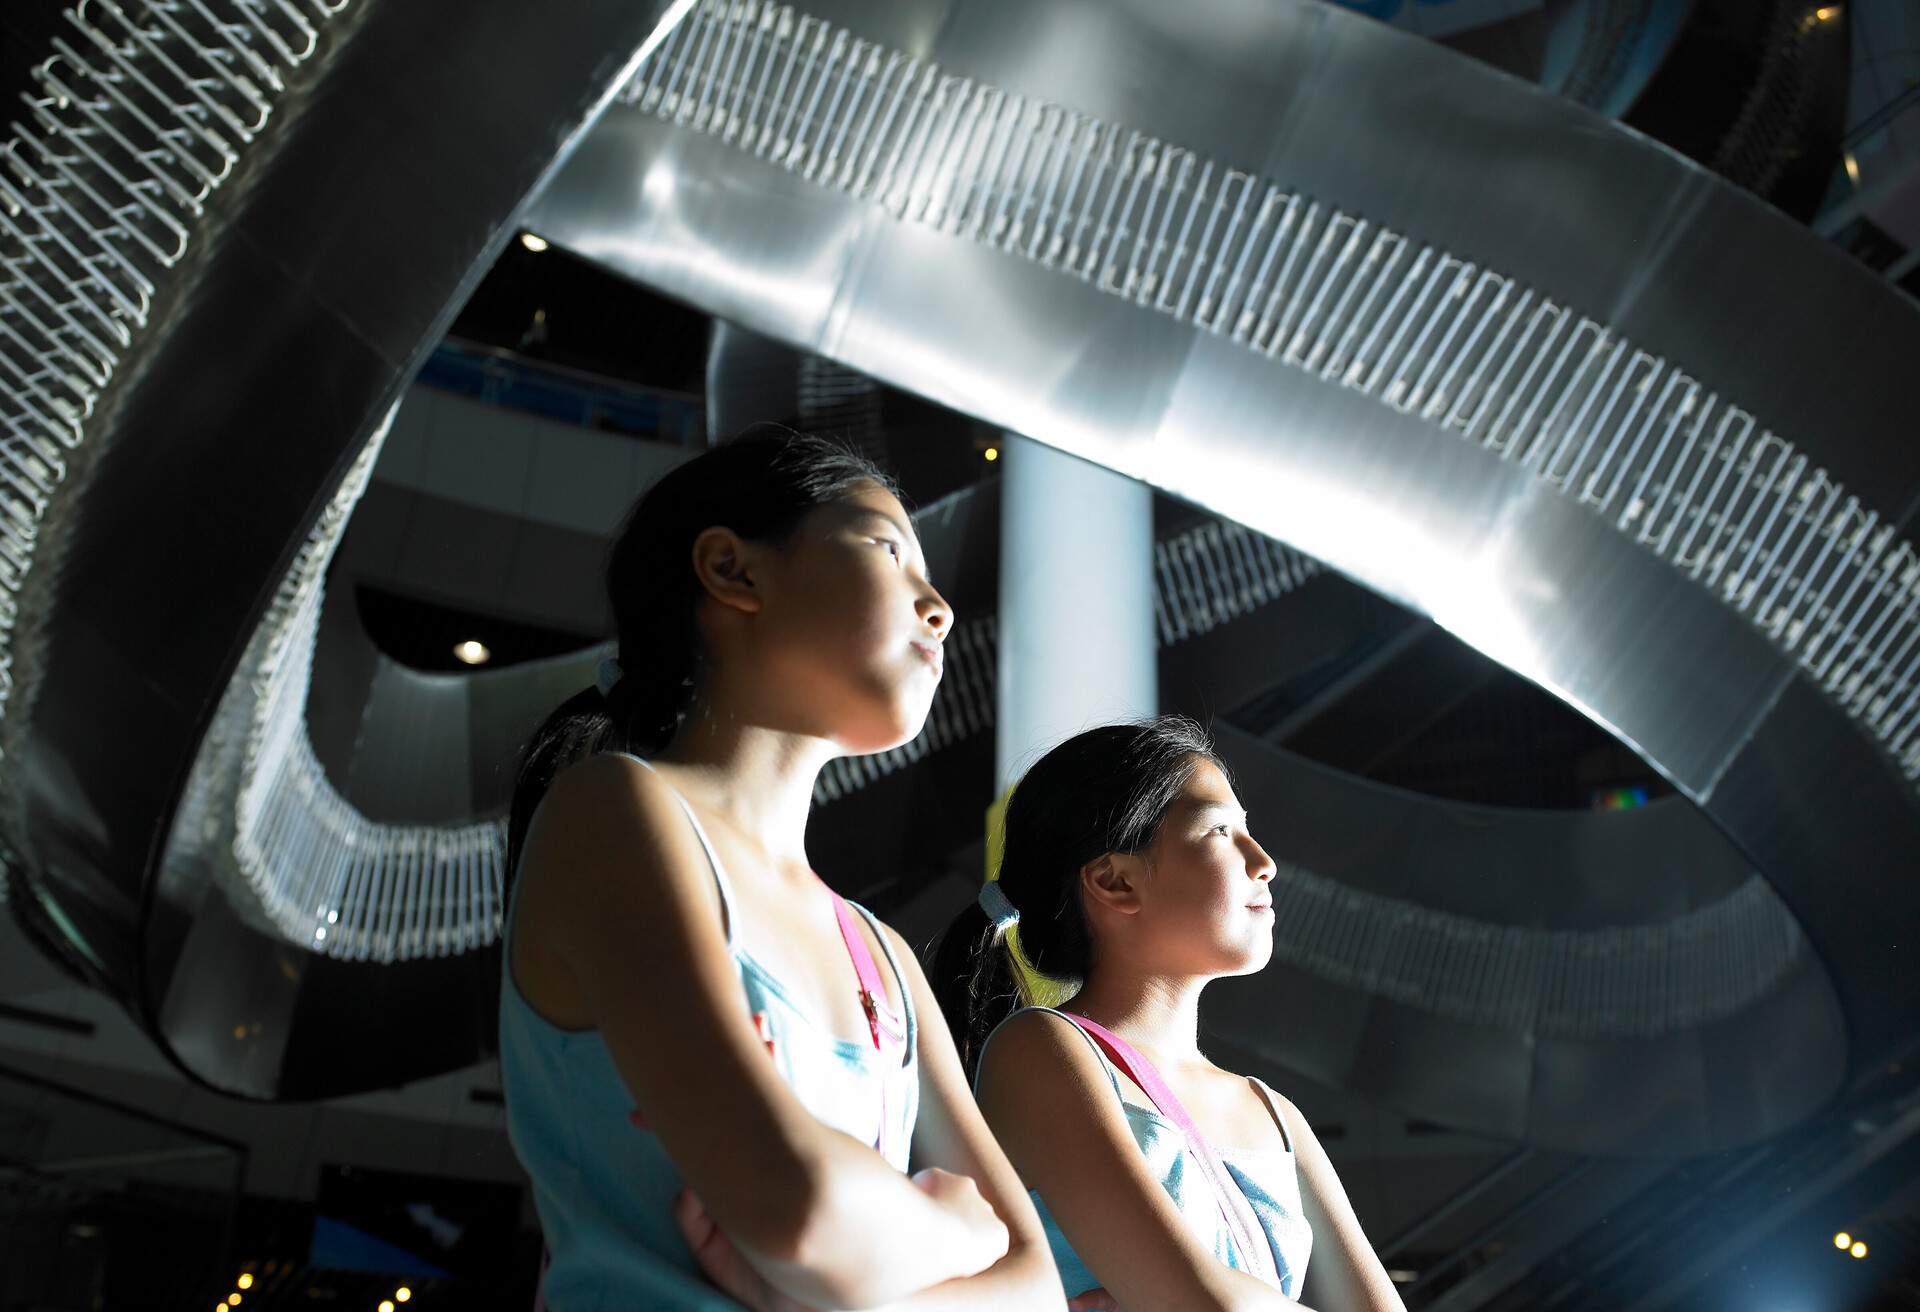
[745,1131,993,1309]
[860,1235,1062,1312]
[1298,1255,1401,1312]
[1190,1263,1321,1312]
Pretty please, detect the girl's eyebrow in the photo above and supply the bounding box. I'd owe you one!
[1193,801,1250,824]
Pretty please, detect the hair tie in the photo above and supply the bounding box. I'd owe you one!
[595,656,625,699]
[978,880,1019,931]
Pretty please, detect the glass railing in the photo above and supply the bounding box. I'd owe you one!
[416,337,704,444]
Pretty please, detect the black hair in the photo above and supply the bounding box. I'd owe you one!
[504,426,900,883]
[929,715,1223,1078]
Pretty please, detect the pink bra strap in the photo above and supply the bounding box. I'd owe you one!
[829,893,906,1052]
[1061,1014,1277,1287]
[829,892,906,1164]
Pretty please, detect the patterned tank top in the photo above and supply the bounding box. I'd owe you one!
[978,1006,1312,1299]
[499,754,919,1311]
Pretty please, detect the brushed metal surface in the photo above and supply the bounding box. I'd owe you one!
[523,0,1920,1138]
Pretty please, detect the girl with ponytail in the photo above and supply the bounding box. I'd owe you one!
[500,429,1058,1310]
[932,717,1406,1311]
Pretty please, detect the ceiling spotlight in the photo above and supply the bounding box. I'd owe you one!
[1851,1240,1868,1258]
[983,446,999,462]
[396,1290,412,1304]
[1834,1231,1852,1249]
[453,639,492,666]
[1814,5,1840,19]
[380,1301,395,1312]
[520,232,549,253]
[237,1274,253,1290]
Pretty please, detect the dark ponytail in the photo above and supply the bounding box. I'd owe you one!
[930,715,1223,1077]
[504,427,899,883]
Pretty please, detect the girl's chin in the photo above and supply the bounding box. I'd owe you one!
[840,708,932,756]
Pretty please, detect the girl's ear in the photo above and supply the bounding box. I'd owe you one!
[1081,854,1142,916]
[690,527,763,615]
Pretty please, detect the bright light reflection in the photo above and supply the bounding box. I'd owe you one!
[519,232,549,253]
[1851,1240,1868,1258]
[453,639,492,666]
[1834,1231,1851,1249]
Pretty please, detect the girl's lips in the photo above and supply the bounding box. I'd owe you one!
[910,640,943,675]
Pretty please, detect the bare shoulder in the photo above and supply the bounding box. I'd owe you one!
[975,1008,1110,1105]
[517,752,724,929]
[527,755,687,868]
[1254,1079,1335,1164]
[532,751,678,831]
[1255,1079,1303,1121]
[874,918,918,965]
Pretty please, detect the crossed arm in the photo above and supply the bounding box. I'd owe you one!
[974,1010,1405,1312]
[524,756,1058,1309]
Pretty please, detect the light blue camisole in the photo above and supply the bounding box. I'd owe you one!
[980,1006,1313,1300]
[499,754,920,1311]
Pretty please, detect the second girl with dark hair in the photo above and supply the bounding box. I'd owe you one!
[500,429,1059,1309]
[933,717,1406,1311]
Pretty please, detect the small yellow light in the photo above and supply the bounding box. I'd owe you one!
[1835,1231,1852,1248]
[983,446,999,462]
[237,1273,254,1290]
[228,1295,242,1308]
[1844,152,1860,186]
[1815,5,1840,19]
[380,1302,396,1312]
[1851,1240,1868,1258]
[520,232,549,253]
[396,1290,412,1304]
[453,639,492,666]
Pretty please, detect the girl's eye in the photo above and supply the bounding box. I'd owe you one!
[878,539,903,561]
[1212,824,1233,836]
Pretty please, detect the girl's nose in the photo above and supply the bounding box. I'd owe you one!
[918,586,953,637]
[1245,835,1276,881]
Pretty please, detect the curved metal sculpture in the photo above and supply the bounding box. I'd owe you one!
[0,0,1911,1155]
[520,0,1920,1146]
[0,0,682,1096]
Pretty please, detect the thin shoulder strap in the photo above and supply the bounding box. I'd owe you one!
[1247,1077,1296,1153]
[608,752,738,945]
[844,900,916,1059]
[974,1006,1128,1106]
[1062,1014,1280,1289]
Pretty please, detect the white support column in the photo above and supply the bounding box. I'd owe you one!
[995,434,1157,794]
